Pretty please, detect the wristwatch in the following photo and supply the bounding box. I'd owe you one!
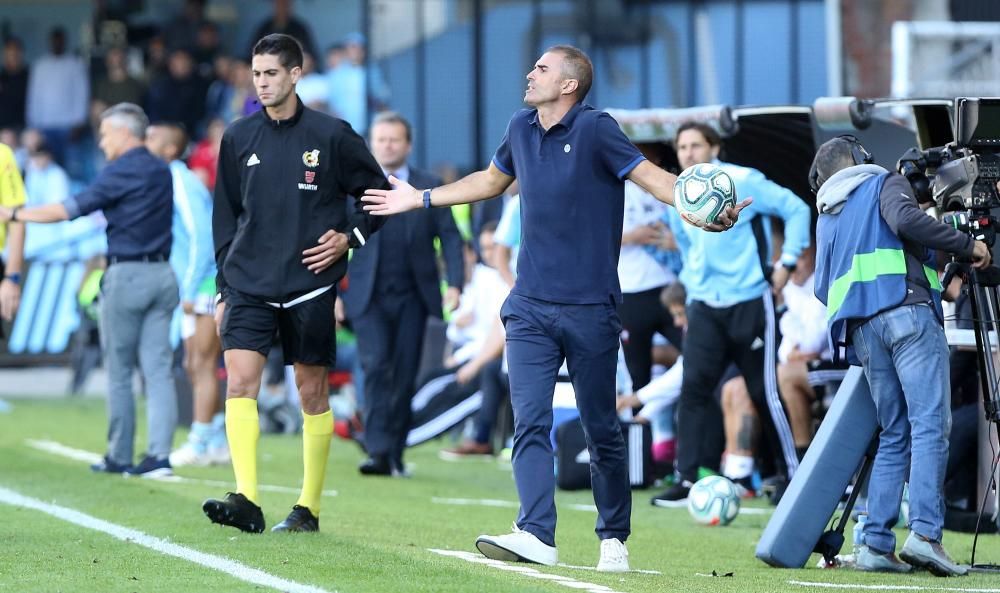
[9,206,21,222]
[4,272,21,285]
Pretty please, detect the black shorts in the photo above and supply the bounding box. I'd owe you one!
[221,287,336,367]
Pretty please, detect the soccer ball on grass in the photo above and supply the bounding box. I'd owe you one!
[687,475,741,526]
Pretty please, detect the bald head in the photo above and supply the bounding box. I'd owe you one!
[145,123,188,162]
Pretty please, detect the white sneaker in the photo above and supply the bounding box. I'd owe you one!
[169,441,212,467]
[206,443,231,466]
[475,523,558,566]
[597,538,629,572]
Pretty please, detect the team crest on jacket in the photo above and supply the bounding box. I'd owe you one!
[302,149,320,168]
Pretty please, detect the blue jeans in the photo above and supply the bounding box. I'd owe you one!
[852,304,951,552]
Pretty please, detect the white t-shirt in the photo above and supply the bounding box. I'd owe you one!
[778,273,831,363]
[618,181,674,293]
[447,264,510,364]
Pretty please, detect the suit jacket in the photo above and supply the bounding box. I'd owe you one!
[343,166,465,319]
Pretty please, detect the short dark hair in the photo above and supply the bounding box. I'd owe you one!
[252,33,303,71]
[370,111,413,143]
[809,137,861,192]
[546,45,593,102]
[152,122,189,159]
[675,121,721,147]
[661,281,687,309]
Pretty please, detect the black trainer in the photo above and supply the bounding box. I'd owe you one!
[650,480,692,508]
[271,505,319,533]
[203,492,265,533]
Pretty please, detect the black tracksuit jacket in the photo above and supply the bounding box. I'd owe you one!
[213,98,388,302]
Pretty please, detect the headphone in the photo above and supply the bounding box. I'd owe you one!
[808,134,874,193]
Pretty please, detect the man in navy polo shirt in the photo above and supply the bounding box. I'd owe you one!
[0,103,178,478]
[362,45,747,571]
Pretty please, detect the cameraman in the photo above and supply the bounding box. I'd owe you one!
[810,136,990,576]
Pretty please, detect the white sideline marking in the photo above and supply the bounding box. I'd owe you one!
[25,439,337,497]
[0,485,336,593]
[26,439,102,463]
[788,581,1000,592]
[428,548,626,593]
[558,562,661,575]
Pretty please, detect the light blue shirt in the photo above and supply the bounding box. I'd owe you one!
[494,194,521,276]
[671,160,811,306]
[169,160,216,302]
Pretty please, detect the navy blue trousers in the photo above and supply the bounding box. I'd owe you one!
[501,293,630,546]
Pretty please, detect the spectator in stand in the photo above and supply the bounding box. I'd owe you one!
[325,43,346,74]
[327,33,389,134]
[93,47,146,108]
[64,100,108,184]
[249,0,320,69]
[193,22,223,78]
[146,48,208,137]
[0,38,28,131]
[163,0,209,56]
[205,55,235,123]
[16,128,42,172]
[145,35,170,82]
[296,53,329,112]
[228,58,260,118]
[25,27,89,165]
[24,141,70,207]
[188,118,224,191]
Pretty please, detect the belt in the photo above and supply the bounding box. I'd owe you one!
[108,253,169,264]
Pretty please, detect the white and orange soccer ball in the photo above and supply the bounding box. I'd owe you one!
[687,475,741,526]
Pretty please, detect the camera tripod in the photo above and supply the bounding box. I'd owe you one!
[942,259,1000,572]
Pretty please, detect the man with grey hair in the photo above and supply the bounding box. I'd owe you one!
[810,135,988,576]
[0,102,178,478]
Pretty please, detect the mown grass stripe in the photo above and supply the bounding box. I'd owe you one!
[0,485,337,593]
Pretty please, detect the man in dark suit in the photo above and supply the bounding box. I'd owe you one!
[342,111,465,476]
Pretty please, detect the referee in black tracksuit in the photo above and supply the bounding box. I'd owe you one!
[202,34,388,534]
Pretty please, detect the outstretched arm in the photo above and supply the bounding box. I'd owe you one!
[627,160,751,232]
[362,163,514,215]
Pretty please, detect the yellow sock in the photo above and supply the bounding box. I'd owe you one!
[296,409,333,516]
[225,398,260,505]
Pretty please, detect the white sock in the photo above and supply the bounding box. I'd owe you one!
[723,454,754,480]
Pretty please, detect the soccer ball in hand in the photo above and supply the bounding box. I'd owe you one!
[674,163,737,227]
[687,475,741,526]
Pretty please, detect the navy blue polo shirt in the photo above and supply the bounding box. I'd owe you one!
[64,146,173,259]
[492,103,644,304]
